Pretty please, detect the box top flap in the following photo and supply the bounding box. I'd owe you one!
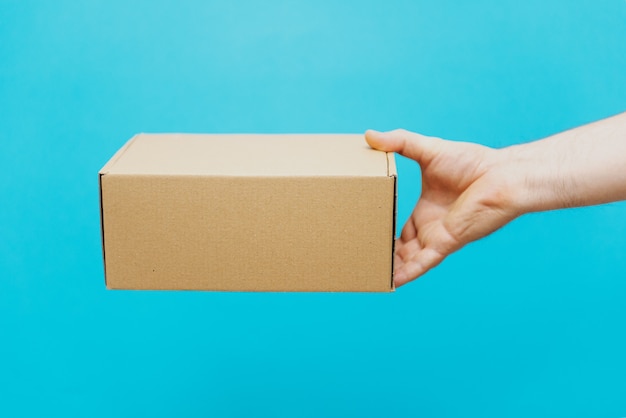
[100,134,392,177]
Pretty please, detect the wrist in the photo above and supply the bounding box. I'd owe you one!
[495,140,576,215]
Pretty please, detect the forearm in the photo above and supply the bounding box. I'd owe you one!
[501,112,626,213]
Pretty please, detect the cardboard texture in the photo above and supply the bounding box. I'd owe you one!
[99,134,397,292]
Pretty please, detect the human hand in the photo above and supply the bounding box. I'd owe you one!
[367,113,626,287]
[366,129,521,287]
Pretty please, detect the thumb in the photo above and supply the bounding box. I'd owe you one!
[365,129,434,163]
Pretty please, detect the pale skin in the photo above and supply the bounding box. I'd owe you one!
[365,111,626,287]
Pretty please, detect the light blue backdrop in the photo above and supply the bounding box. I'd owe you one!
[1,1,625,417]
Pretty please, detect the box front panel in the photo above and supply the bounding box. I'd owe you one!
[101,175,394,291]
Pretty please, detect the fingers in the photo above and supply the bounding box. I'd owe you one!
[365,129,434,163]
[393,246,445,287]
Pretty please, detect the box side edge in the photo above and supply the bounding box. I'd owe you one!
[385,152,398,291]
[386,151,398,177]
[390,172,397,292]
[99,173,109,288]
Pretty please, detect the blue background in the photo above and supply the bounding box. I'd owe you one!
[1,1,625,416]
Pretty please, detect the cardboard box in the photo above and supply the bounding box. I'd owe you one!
[99,134,397,292]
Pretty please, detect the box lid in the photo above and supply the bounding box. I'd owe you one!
[100,134,394,177]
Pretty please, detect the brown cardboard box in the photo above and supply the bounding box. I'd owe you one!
[99,134,397,292]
